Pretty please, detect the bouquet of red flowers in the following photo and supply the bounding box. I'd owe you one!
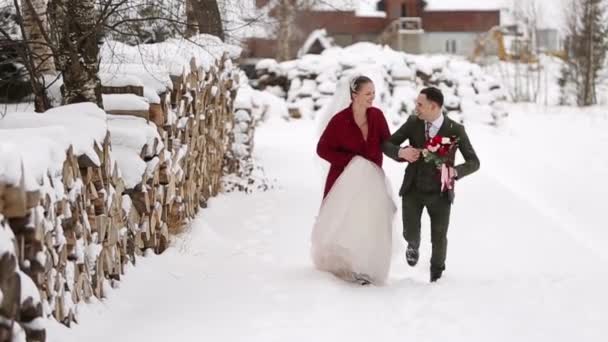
[421,135,459,192]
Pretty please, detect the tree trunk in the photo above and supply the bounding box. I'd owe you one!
[569,0,606,106]
[185,0,197,38]
[21,0,55,75]
[275,0,296,61]
[584,1,595,106]
[48,0,102,107]
[13,0,53,111]
[190,0,224,41]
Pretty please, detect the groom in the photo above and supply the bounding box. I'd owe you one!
[382,87,480,282]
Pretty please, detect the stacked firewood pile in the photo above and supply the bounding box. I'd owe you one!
[0,53,241,341]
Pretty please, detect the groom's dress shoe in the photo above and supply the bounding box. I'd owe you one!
[406,245,419,266]
[430,269,443,282]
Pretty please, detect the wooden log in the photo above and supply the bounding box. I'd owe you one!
[0,182,4,213]
[63,159,75,190]
[149,103,164,127]
[91,167,105,192]
[159,162,171,185]
[170,75,183,107]
[140,144,149,160]
[106,222,118,248]
[77,154,99,169]
[90,214,108,237]
[87,181,98,201]
[26,190,40,210]
[103,133,112,181]
[80,167,93,185]
[114,178,125,198]
[101,85,144,97]
[2,184,27,218]
[0,271,21,334]
[106,109,150,121]
[130,188,151,215]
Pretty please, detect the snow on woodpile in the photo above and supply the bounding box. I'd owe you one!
[100,34,242,77]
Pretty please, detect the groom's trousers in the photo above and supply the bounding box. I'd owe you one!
[402,190,451,271]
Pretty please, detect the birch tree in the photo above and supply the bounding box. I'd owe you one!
[562,0,607,106]
[48,0,103,107]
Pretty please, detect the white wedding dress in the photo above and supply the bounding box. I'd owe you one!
[311,156,397,285]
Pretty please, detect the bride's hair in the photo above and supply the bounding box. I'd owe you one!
[349,75,373,100]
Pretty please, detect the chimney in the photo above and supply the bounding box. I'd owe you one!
[256,0,271,8]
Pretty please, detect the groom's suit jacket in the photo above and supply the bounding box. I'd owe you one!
[382,114,480,201]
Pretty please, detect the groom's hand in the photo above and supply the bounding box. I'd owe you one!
[398,147,420,162]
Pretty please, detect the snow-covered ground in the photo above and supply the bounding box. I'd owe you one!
[47,102,608,342]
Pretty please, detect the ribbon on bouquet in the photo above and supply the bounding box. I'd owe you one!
[440,164,455,192]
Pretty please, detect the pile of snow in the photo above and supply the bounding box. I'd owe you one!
[235,77,289,123]
[253,42,508,125]
[222,75,278,193]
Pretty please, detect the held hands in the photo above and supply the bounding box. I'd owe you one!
[397,147,459,179]
[398,146,421,163]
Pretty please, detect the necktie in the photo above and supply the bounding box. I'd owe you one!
[425,121,432,140]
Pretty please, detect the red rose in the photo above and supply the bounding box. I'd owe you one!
[437,145,449,157]
[431,135,442,145]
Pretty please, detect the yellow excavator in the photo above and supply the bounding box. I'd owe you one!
[471,26,535,63]
[471,25,567,64]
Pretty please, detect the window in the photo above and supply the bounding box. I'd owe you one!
[445,39,457,53]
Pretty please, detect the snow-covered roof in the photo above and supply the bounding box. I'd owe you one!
[425,0,508,10]
[297,29,335,58]
[311,0,386,17]
[427,0,563,29]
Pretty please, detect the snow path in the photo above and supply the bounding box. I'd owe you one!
[51,118,608,342]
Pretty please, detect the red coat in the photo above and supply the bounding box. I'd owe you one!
[316,105,391,198]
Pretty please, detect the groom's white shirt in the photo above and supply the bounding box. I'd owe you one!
[426,114,444,138]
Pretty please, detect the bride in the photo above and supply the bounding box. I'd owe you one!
[311,75,396,286]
